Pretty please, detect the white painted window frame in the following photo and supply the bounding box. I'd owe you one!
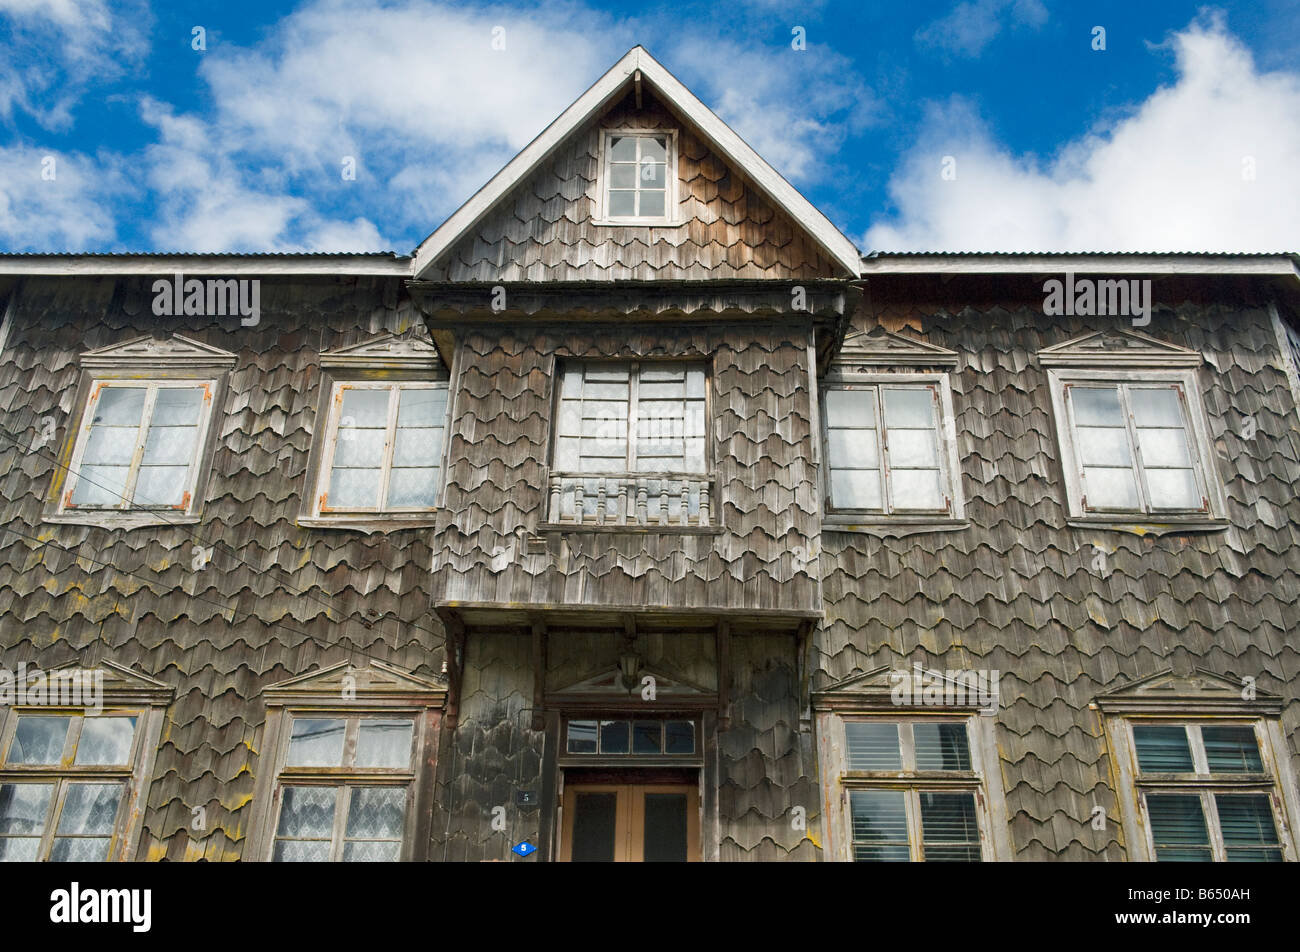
[1105,716,1299,862]
[821,371,966,533]
[313,380,449,517]
[1047,367,1228,528]
[0,705,166,862]
[818,713,1009,862]
[263,712,422,863]
[593,128,681,226]
[59,379,218,515]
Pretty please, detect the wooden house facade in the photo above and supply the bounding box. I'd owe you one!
[2,47,1300,862]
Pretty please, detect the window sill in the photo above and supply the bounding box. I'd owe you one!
[298,514,440,533]
[45,511,201,529]
[822,518,969,538]
[590,218,687,228]
[1066,517,1230,536]
[536,522,724,536]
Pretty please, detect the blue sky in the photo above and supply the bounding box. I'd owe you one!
[1,0,1298,254]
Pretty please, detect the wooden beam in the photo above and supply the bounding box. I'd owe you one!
[634,69,642,109]
[716,620,730,729]
[531,617,548,731]
[795,618,814,729]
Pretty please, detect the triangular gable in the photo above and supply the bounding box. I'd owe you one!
[1038,329,1203,367]
[834,327,959,368]
[3,659,174,706]
[1095,667,1280,714]
[813,662,998,713]
[549,666,713,699]
[81,334,237,370]
[264,659,446,706]
[412,46,860,280]
[320,330,445,371]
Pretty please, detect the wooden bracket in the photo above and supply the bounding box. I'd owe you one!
[634,69,642,109]
[435,607,467,729]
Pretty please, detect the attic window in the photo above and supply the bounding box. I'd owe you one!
[599,130,677,224]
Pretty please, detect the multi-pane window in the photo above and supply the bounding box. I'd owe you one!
[839,720,984,862]
[1059,380,1210,514]
[0,713,140,861]
[319,382,448,512]
[824,381,955,514]
[270,715,416,862]
[565,718,696,756]
[550,362,709,525]
[63,381,214,510]
[1132,722,1284,862]
[602,131,674,222]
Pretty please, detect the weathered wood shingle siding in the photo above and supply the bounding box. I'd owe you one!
[0,276,446,861]
[423,90,843,282]
[818,276,1300,860]
[430,322,822,614]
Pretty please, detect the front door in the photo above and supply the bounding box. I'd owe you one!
[560,784,699,862]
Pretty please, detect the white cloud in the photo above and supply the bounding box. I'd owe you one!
[915,0,1047,58]
[668,37,879,183]
[0,145,122,250]
[0,0,148,130]
[136,0,622,251]
[865,16,1300,252]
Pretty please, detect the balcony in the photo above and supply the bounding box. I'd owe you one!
[545,471,716,529]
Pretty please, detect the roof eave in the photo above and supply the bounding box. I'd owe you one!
[0,253,414,276]
[859,252,1300,281]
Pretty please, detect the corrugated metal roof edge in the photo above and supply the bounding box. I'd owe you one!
[0,251,414,277]
[859,251,1300,281]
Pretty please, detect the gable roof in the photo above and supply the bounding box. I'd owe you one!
[411,46,861,279]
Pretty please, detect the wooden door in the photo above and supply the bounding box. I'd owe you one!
[559,783,699,862]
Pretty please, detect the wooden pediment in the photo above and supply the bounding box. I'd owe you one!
[264,659,446,706]
[320,330,444,371]
[1095,667,1280,714]
[81,334,237,370]
[1038,329,1202,367]
[834,328,958,368]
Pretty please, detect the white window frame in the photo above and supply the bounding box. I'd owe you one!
[1107,717,1298,862]
[59,379,218,515]
[817,713,1009,862]
[821,371,966,533]
[245,661,446,863]
[264,713,420,863]
[0,666,172,864]
[312,380,449,517]
[594,128,680,226]
[1047,367,1228,529]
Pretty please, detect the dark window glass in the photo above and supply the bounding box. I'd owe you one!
[632,721,662,754]
[913,723,971,771]
[1134,725,1195,773]
[1202,726,1262,773]
[642,793,688,862]
[571,793,617,862]
[1147,794,1212,862]
[665,721,694,754]
[599,720,629,754]
[566,721,598,754]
